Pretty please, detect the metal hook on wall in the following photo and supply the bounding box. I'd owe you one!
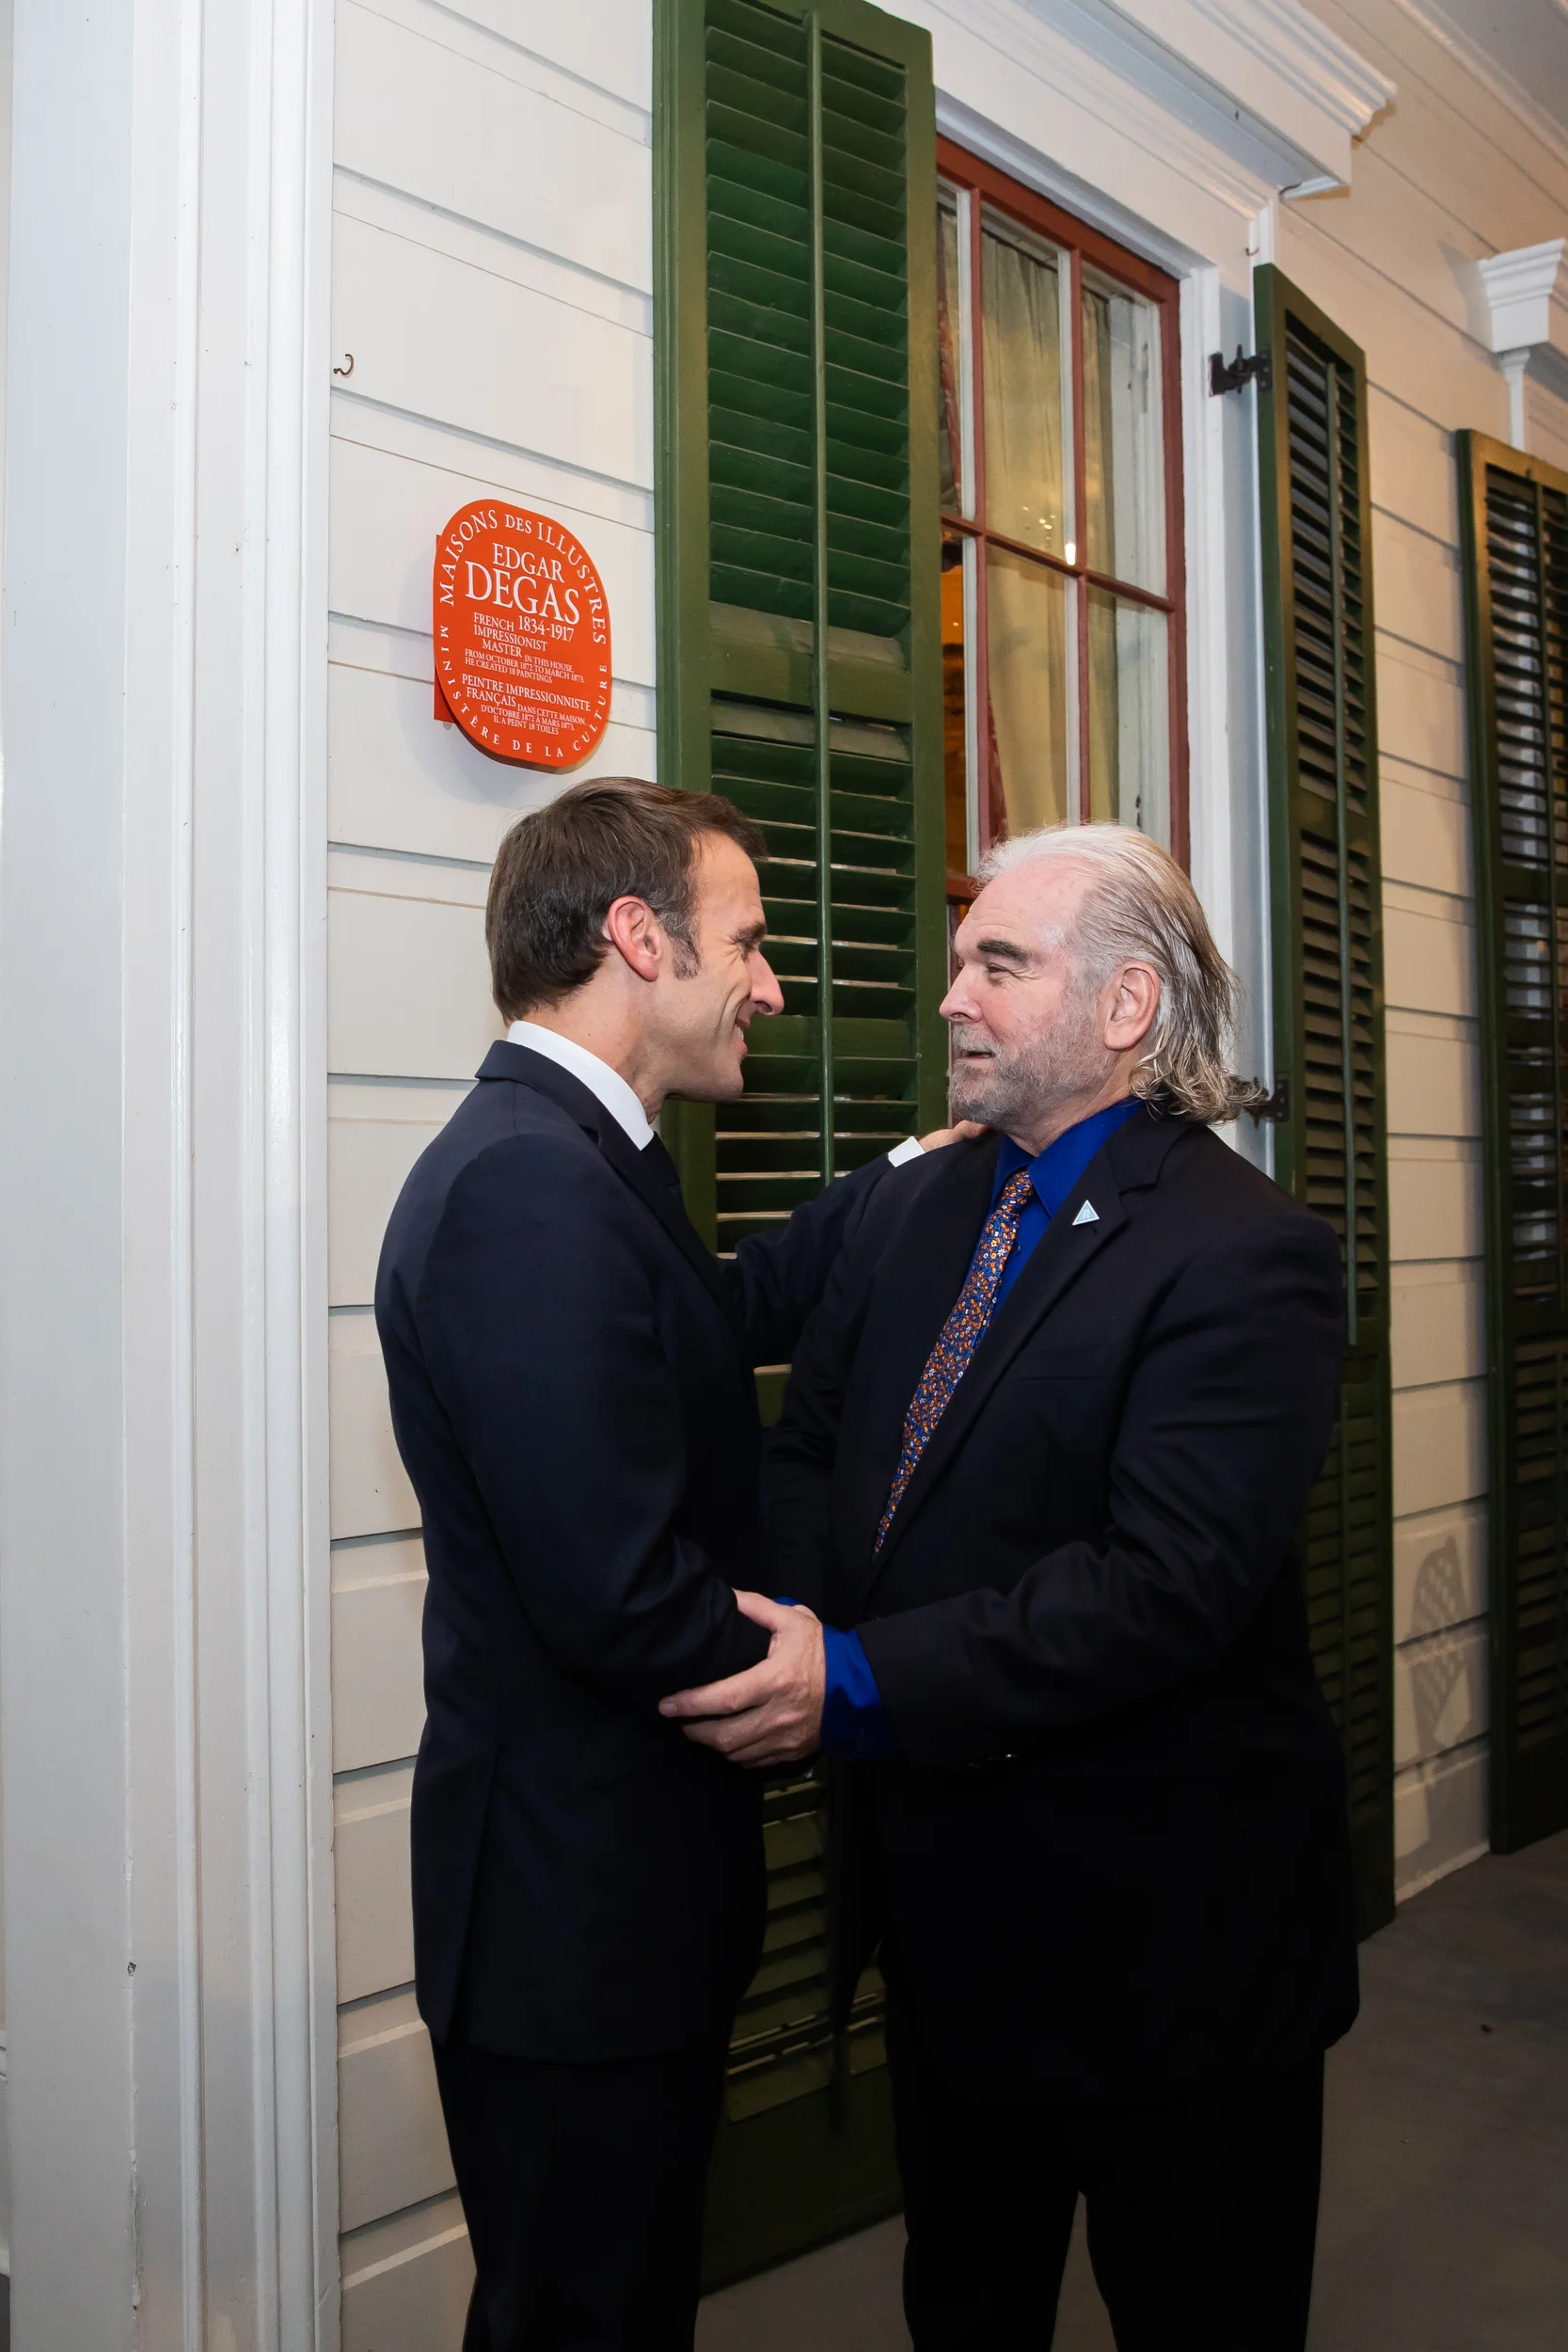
[332,353,355,378]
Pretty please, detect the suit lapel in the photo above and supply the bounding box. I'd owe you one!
[477,1041,745,1348]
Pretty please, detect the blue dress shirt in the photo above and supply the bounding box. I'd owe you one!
[815,1095,1147,1761]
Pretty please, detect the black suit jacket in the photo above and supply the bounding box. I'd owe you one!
[375,1040,886,2060]
[769,1106,1359,2105]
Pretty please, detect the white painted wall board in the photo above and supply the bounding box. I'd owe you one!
[1376,643,1466,783]
[339,1994,452,2231]
[1382,895,1476,1022]
[1380,773,1471,899]
[1394,1502,1487,1645]
[1394,1738,1488,1897]
[331,213,654,490]
[329,885,500,1083]
[1387,1143,1482,1262]
[329,1104,448,1307]
[336,1775,417,2003]
[333,1549,428,1773]
[1385,1021,1479,1141]
[1370,509,1464,665]
[342,2205,473,2352]
[328,663,655,869]
[331,1314,420,1540]
[1391,1262,1483,1390]
[331,391,654,539]
[1367,384,1460,550]
[1289,144,1494,349]
[1392,1378,1487,1519]
[1394,1621,1488,1770]
[440,0,653,114]
[327,434,655,683]
[336,3,651,291]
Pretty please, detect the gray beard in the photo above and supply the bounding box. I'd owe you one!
[947,1016,1108,1137]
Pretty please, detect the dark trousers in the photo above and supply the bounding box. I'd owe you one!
[433,2033,729,2352]
[887,1995,1324,2352]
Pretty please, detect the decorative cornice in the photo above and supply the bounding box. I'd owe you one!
[1474,239,1568,356]
[1102,0,1394,144]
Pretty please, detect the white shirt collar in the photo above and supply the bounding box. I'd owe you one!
[507,1021,655,1152]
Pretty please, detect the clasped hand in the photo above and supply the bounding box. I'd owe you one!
[658,1591,825,1770]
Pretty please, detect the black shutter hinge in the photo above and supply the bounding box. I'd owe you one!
[1246,1076,1290,1124]
[1209,345,1273,396]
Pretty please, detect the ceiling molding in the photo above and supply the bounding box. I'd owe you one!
[918,0,1391,219]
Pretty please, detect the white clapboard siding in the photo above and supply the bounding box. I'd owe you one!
[1376,644,1466,784]
[331,212,654,494]
[1395,1741,1489,1896]
[440,0,653,113]
[1370,509,1465,665]
[342,2193,474,2352]
[334,1538,428,1772]
[1394,1622,1489,1770]
[1394,1502,1487,1646]
[1392,1380,1488,1522]
[1380,771,1471,900]
[329,1087,455,1308]
[327,434,657,684]
[1391,1263,1484,1391]
[337,1762,418,2002]
[1387,1143,1483,1264]
[1382,886,1477,1023]
[1367,385,1460,551]
[337,2,651,292]
[1385,1017,1480,1141]
[329,883,499,1087]
[340,1987,453,2232]
[329,663,655,870]
[331,1313,420,1541]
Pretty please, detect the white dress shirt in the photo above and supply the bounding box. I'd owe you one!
[508,1021,655,1150]
[506,1019,927,1168]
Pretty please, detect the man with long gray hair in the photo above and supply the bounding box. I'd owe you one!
[662,823,1357,2350]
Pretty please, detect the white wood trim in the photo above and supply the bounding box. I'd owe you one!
[0,0,337,2343]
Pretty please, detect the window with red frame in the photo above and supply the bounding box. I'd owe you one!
[937,146,1188,891]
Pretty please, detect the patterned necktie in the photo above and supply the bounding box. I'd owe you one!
[874,1168,1036,1554]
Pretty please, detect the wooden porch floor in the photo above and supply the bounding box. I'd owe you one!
[698,1827,1568,2351]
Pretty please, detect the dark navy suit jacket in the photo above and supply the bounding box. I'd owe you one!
[375,1040,885,2059]
[769,1106,1360,2105]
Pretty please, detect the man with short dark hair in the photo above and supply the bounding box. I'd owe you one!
[375,777,961,2352]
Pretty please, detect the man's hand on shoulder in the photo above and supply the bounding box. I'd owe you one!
[916,1119,988,1152]
[659,1593,825,1768]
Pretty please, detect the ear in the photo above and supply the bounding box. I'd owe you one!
[1103,961,1161,1054]
[603,894,665,986]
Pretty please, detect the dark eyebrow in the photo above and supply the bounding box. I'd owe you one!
[734,920,768,952]
[972,935,1034,968]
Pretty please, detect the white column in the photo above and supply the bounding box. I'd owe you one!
[1472,239,1568,453]
[0,4,337,2346]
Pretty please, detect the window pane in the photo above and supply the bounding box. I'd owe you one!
[980,210,1069,561]
[1082,268,1165,596]
[942,534,973,874]
[988,548,1070,834]
[938,194,966,515]
[1087,588,1169,842]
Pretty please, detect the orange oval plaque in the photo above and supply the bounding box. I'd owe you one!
[432,501,611,768]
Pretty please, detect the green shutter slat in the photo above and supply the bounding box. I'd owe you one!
[1255,266,1394,1938]
[657,0,943,2276]
[1458,430,1568,1853]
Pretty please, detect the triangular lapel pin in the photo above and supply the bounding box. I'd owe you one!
[1072,1200,1100,1227]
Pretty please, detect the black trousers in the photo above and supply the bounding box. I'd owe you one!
[433,2033,729,2352]
[887,1994,1324,2352]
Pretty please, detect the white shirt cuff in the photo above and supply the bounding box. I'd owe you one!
[886,1136,927,1168]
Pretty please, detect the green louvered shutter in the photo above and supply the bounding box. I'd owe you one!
[654,0,944,2281]
[1255,265,1394,1936]
[1458,431,1568,1854]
